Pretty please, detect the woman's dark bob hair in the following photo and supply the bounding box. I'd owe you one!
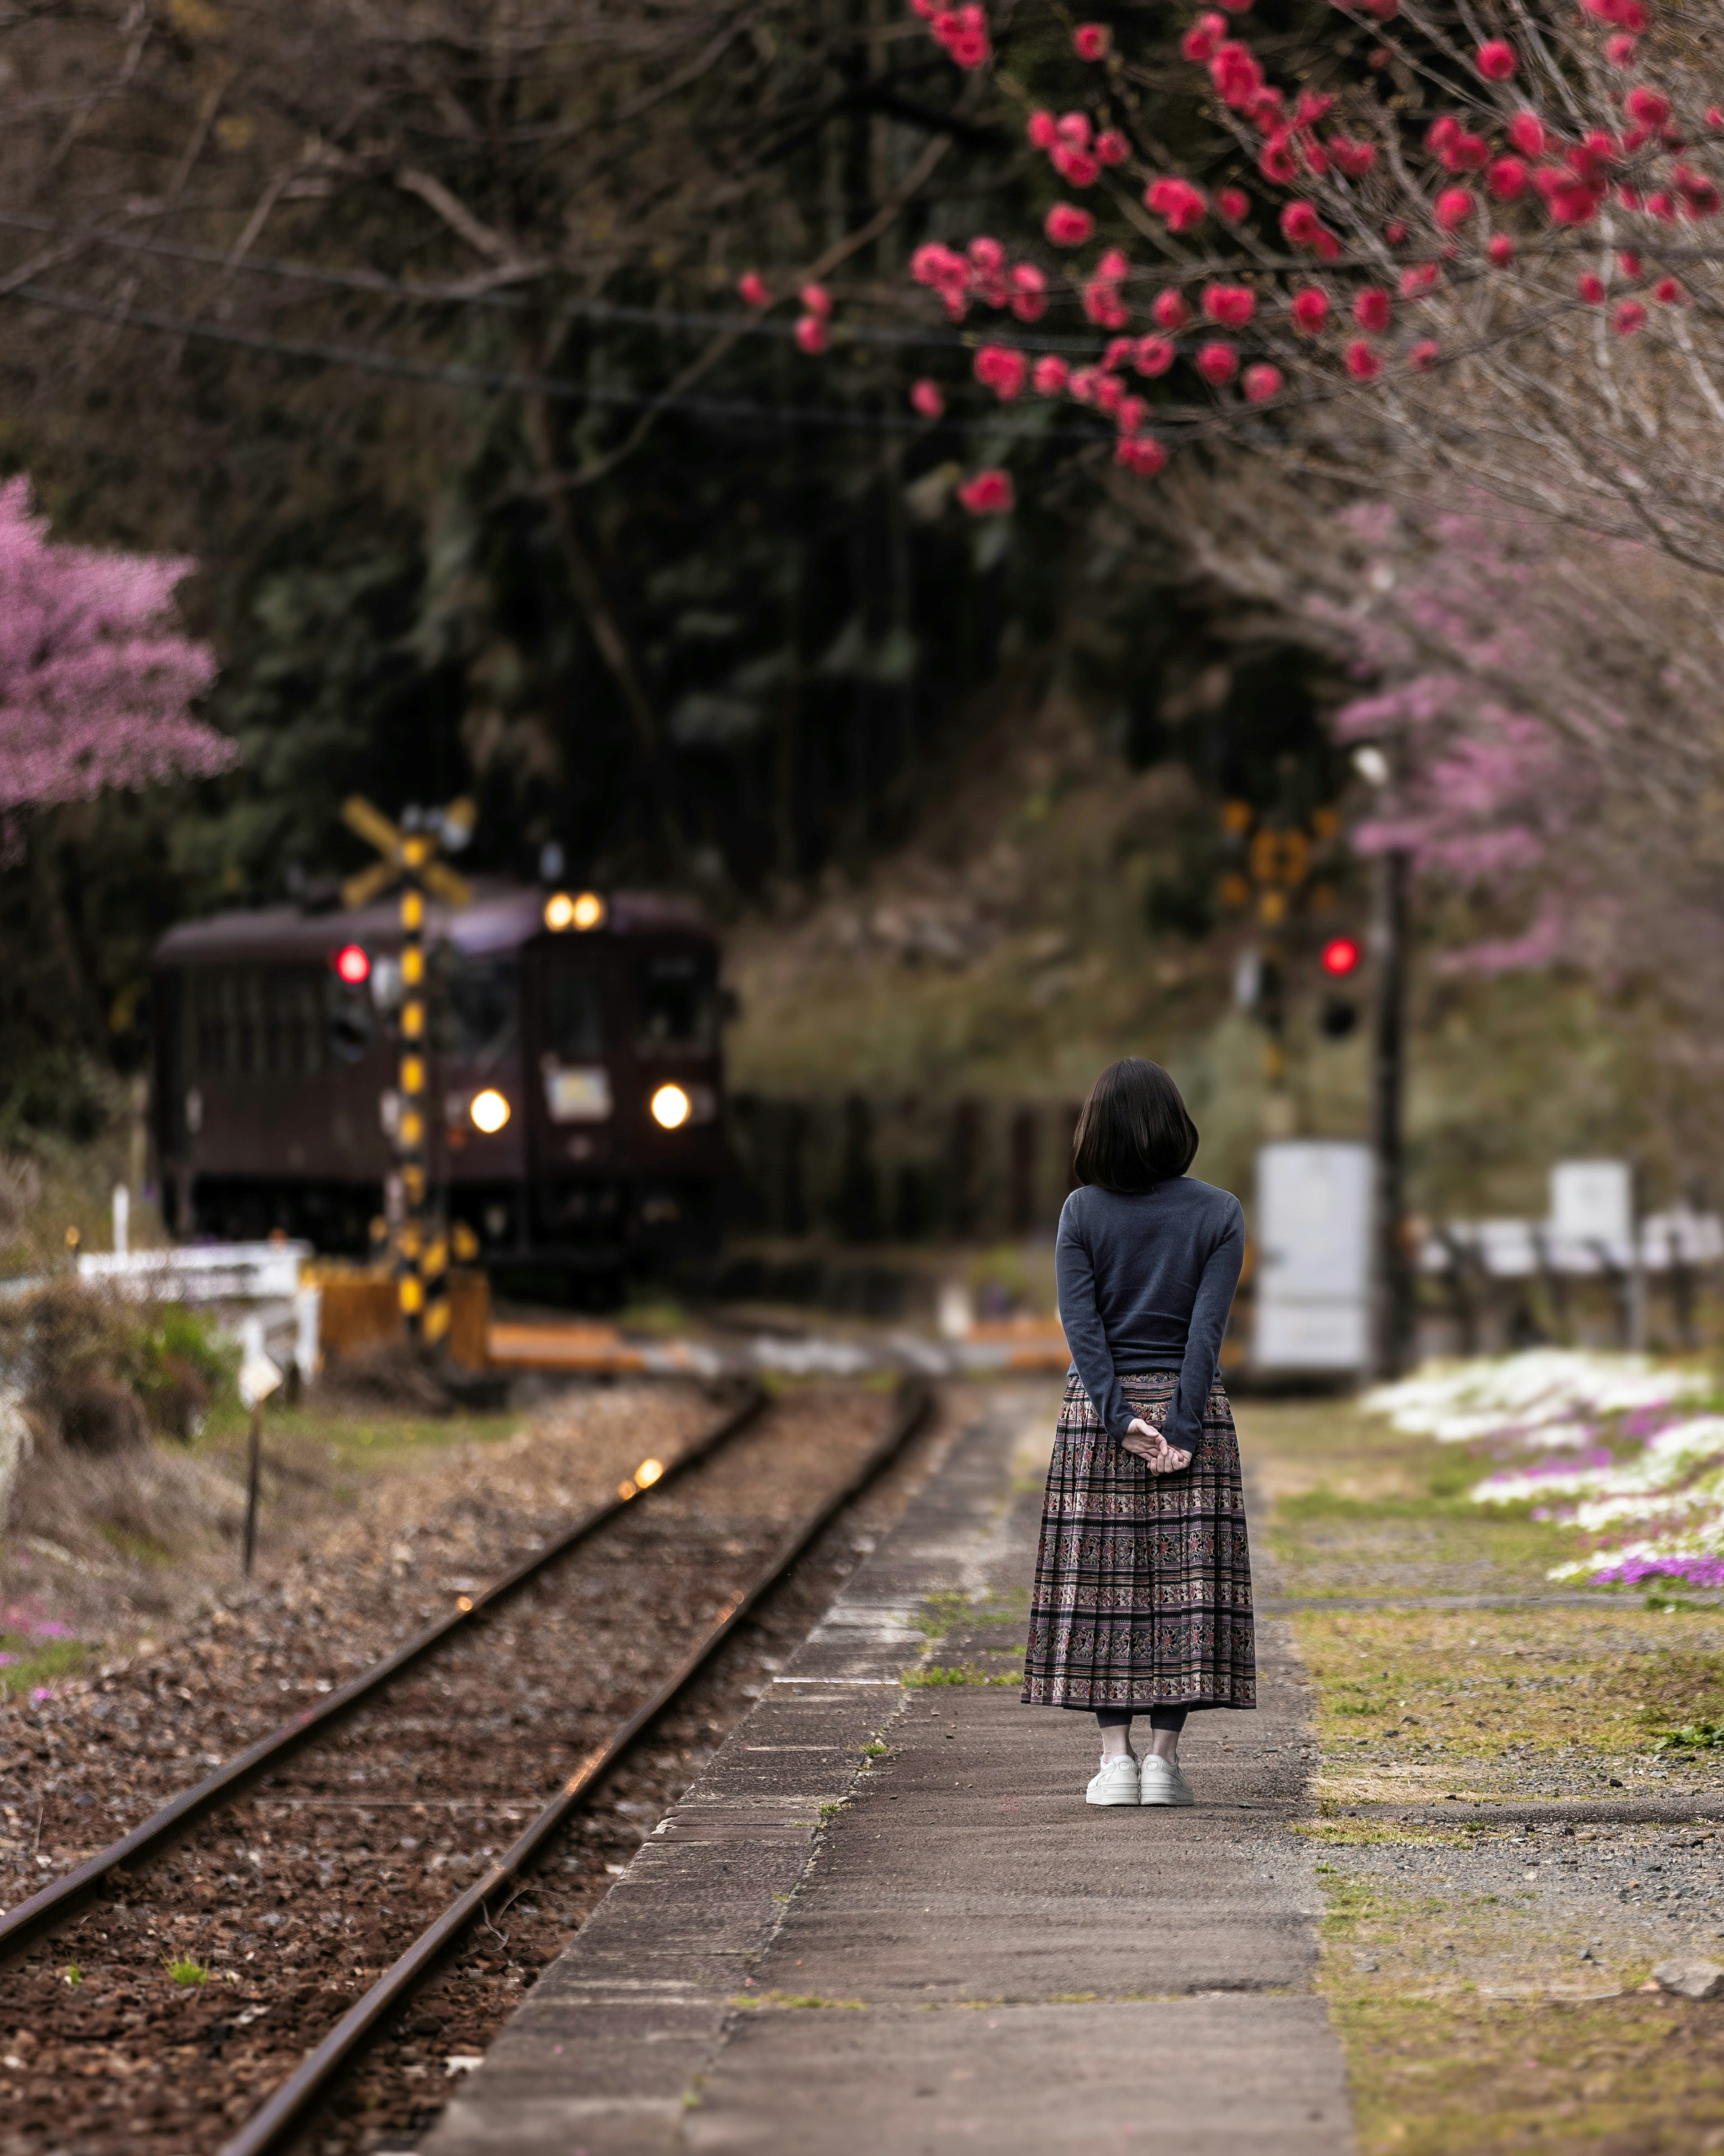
[1070,1058,1200,1193]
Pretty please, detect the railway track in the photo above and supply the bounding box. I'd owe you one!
[1,1375,936,2156]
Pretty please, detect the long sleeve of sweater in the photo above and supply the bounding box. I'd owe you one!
[1163,1216,1246,1455]
[1055,1203,1129,1443]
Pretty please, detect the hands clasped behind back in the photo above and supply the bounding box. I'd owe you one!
[1120,1416,1191,1474]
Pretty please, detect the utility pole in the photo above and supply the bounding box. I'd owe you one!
[1369,846,1414,1379]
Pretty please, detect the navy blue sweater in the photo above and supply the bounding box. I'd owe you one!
[1055,1177,1246,1455]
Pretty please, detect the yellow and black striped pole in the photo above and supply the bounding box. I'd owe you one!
[393,846,450,1348]
[339,796,471,1355]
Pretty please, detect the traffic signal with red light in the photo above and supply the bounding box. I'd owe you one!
[332,943,371,986]
[1321,935,1362,977]
[1318,931,1363,1039]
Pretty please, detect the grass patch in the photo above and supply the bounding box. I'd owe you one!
[164,1956,210,1986]
[1291,1603,1724,1797]
[1335,1991,1724,2153]
[200,1399,522,1475]
[95,1522,176,1567]
[1275,1488,1486,1525]
[1635,1652,1724,1750]
[0,1632,92,1697]
[904,1662,1022,1687]
[730,1991,868,2011]
[914,1587,1029,1640]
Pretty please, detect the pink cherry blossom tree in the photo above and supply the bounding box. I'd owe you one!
[0,477,229,841]
[1179,467,1724,1009]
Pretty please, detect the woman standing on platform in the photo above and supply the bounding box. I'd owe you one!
[1020,1057,1254,1807]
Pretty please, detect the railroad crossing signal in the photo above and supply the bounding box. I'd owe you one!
[1218,801,1353,1088]
[340,795,475,1348]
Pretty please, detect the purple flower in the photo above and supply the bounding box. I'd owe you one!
[1587,1555,1724,1589]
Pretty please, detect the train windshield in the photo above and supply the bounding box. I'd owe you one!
[439,951,519,1067]
[543,963,604,1061]
[637,951,717,1054]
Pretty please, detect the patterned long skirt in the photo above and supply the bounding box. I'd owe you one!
[1021,1370,1256,1713]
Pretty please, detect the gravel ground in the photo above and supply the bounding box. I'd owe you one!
[1335,1818,1724,1988]
[0,1377,964,2156]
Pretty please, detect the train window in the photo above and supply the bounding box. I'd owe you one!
[637,952,716,1053]
[543,966,604,1062]
[193,972,236,1077]
[438,952,519,1066]
[235,971,263,1075]
[192,968,331,1078]
[271,973,324,1078]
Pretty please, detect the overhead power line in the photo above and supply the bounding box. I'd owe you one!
[0,275,1151,445]
[0,207,1107,355]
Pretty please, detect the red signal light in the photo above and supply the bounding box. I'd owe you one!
[333,943,371,986]
[1321,935,1362,977]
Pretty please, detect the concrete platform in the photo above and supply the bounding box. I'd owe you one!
[423,1390,1355,2156]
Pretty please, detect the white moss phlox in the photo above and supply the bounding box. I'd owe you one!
[1363,1349,1711,1446]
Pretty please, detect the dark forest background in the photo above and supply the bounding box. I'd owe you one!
[0,0,1353,1140]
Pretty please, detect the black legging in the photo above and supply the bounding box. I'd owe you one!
[1096,1707,1187,1733]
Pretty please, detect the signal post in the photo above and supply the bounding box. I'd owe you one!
[339,797,473,1349]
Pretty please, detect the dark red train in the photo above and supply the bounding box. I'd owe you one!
[150,884,734,1282]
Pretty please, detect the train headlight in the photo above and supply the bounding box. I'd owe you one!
[470,1089,511,1134]
[649,1083,691,1131]
[544,889,606,932]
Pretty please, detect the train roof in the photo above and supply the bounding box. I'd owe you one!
[153,881,716,967]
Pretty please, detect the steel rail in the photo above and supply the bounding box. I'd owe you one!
[219,1375,934,2156]
[0,1380,768,1962]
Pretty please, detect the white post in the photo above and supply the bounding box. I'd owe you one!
[293,1285,322,1384]
[111,1183,130,1258]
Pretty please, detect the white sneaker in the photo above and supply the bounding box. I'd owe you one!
[1139,1755,1195,1807]
[1086,1754,1142,1806]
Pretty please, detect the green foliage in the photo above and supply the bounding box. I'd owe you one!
[189,541,469,900]
[129,1303,239,1437]
[164,1956,210,1986]
[0,1046,119,1152]
[0,1634,90,1696]
[0,1280,235,1443]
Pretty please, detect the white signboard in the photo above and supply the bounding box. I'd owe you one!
[1255,1141,1373,1372]
[237,1315,284,1408]
[1550,1160,1633,1247]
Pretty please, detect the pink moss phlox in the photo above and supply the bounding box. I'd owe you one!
[1588,1556,1724,1589]
[1621,1405,1686,1440]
